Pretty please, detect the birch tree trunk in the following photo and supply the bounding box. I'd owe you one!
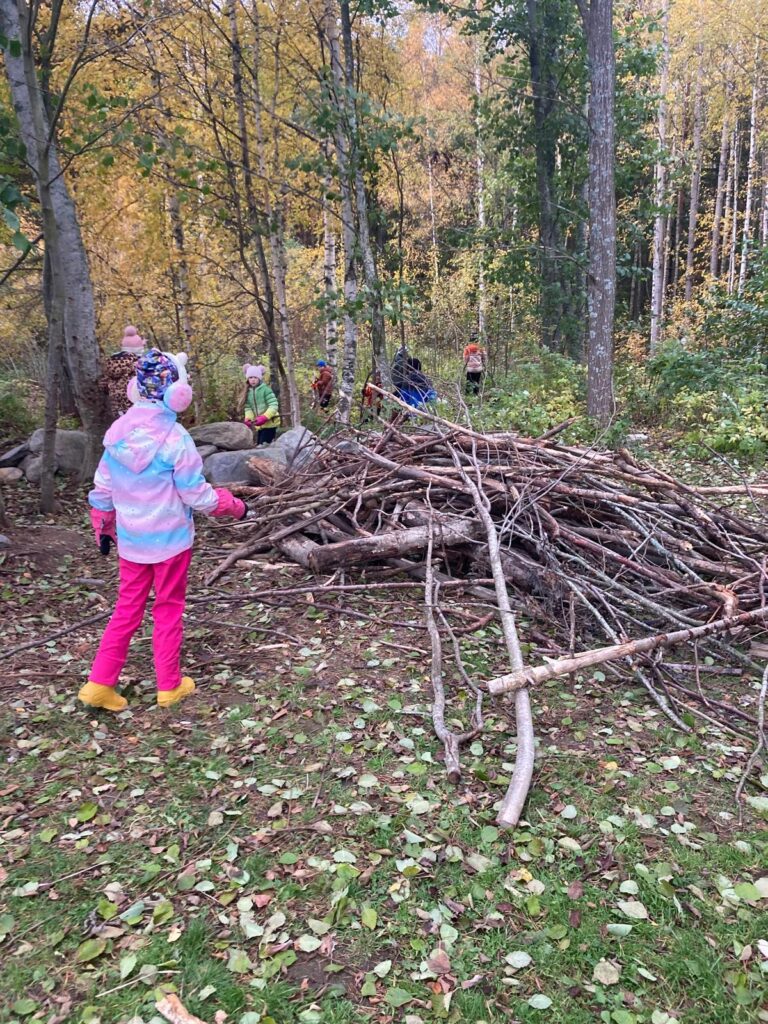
[322,146,339,370]
[339,0,387,379]
[649,0,670,354]
[581,0,616,425]
[250,5,301,427]
[685,50,704,301]
[324,0,358,422]
[0,0,108,477]
[710,109,731,279]
[217,1,281,404]
[474,49,487,347]
[427,151,440,291]
[728,128,741,295]
[761,151,768,248]
[738,67,759,296]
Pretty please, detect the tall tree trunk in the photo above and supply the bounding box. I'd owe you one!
[324,0,358,422]
[40,282,64,514]
[427,151,440,292]
[0,0,108,477]
[671,183,684,300]
[527,0,566,353]
[474,47,487,347]
[761,150,768,248]
[581,0,616,424]
[219,0,280,400]
[728,128,741,295]
[253,10,301,426]
[684,50,704,301]
[649,0,670,354]
[339,0,387,378]
[322,145,339,369]
[738,67,759,296]
[710,98,731,279]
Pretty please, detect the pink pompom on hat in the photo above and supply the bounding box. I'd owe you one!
[121,325,145,354]
[243,363,265,380]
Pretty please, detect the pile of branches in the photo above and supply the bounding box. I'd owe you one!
[212,405,768,826]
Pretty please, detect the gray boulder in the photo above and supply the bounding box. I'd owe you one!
[0,442,29,469]
[202,427,321,485]
[272,426,319,468]
[195,444,218,460]
[203,448,264,486]
[21,454,46,484]
[189,422,254,451]
[28,428,86,475]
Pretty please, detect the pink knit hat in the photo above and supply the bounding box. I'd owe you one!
[121,325,145,354]
[243,363,265,380]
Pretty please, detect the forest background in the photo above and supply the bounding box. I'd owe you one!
[1,0,768,467]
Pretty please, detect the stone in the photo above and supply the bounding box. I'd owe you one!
[194,443,218,460]
[0,467,23,483]
[203,448,264,486]
[0,534,10,548]
[189,421,254,451]
[0,442,29,468]
[271,426,319,468]
[28,428,87,474]
[21,454,46,484]
[626,432,649,444]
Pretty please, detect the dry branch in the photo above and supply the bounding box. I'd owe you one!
[208,412,768,810]
[487,605,768,696]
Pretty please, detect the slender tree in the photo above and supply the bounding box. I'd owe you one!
[649,0,669,354]
[579,0,616,424]
[684,46,704,300]
[0,0,108,479]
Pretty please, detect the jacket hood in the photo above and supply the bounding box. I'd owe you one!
[103,401,178,473]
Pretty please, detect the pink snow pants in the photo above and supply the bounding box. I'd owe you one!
[90,549,192,691]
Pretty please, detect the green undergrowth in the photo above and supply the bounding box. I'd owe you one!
[1,660,767,1024]
[1,488,767,1024]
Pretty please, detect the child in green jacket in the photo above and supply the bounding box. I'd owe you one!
[240,364,280,445]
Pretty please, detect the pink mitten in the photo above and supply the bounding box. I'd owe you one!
[211,488,247,520]
[90,508,117,552]
[254,415,269,426]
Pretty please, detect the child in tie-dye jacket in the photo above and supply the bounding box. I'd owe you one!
[80,349,247,712]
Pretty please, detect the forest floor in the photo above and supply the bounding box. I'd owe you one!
[0,458,767,1024]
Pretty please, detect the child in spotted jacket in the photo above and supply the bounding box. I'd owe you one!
[81,349,247,712]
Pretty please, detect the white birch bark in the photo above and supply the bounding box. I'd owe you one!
[738,66,759,296]
[649,0,670,354]
[475,51,487,346]
[710,108,731,279]
[339,0,387,379]
[684,49,704,301]
[728,129,740,295]
[251,5,301,427]
[427,151,439,291]
[324,0,358,422]
[761,151,768,248]
[322,147,339,370]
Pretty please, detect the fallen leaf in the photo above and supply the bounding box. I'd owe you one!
[593,959,621,985]
[427,948,451,975]
[617,899,649,920]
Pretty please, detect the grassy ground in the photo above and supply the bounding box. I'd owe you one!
[0,473,767,1024]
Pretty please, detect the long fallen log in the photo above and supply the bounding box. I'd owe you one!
[307,520,481,573]
[486,604,768,696]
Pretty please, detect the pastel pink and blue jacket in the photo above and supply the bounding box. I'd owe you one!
[89,401,221,564]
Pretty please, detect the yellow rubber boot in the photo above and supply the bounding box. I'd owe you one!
[78,682,128,713]
[157,677,196,708]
